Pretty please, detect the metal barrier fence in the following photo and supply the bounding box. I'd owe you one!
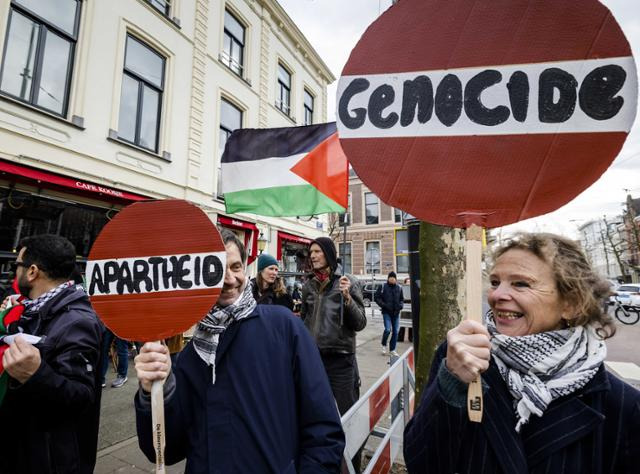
[341,347,415,474]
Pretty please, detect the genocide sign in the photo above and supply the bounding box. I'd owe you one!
[337,0,638,228]
[87,200,225,342]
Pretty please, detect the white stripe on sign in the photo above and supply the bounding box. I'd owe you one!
[337,56,637,138]
[221,154,307,194]
[86,251,226,296]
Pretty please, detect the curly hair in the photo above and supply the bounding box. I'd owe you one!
[492,233,615,338]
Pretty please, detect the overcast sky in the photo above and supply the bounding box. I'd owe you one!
[277,0,640,239]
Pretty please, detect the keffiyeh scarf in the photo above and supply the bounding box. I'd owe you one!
[486,312,606,432]
[22,280,75,315]
[192,282,256,384]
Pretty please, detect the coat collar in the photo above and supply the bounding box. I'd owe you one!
[215,308,259,363]
[481,361,609,472]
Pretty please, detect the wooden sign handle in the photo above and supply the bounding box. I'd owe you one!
[151,367,166,473]
[466,224,483,423]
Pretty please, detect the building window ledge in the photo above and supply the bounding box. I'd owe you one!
[108,129,171,162]
[0,94,85,130]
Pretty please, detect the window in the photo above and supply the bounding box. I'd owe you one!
[303,89,314,125]
[365,192,379,225]
[147,0,171,16]
[394,208,403,223]
[339,242,351,274]
[277,62,291,115]
[395,229,409,273]
[338,193,351,226]
[117,35,165,153]
[365,241,381,274]
[218,98,243,196]
[222,10,244,76]
[0,0,81,116]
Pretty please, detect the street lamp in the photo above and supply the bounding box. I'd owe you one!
[257,232,268,254]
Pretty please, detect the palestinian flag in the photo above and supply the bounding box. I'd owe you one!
[221,122,348,217]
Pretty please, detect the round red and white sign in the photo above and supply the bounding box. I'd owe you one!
[337,0,638,228]
[87,200,225,342]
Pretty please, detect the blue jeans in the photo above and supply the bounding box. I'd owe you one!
[381,313,400,351]
[101,329,129,380]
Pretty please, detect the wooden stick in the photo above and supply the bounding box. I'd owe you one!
[151,378,166,473]
[466,224,483,423]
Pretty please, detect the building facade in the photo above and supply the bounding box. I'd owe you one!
[577,219,624,281]
[332,169,409,282]
[0,0,334,283]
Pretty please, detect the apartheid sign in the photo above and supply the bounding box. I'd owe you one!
[337,0,638,228]
[87,200,225,341]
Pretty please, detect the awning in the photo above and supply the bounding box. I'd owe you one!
[0,159,149,203]
[277,230,312,260]
[217,215,258,265]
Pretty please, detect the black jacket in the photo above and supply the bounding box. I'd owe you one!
[250,278,294,310]
[0,286,103,474]
[301,273,366,354]
[404,342,640,473]
[374,282,404,316]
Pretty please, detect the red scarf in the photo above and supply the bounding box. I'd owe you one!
[314,269,331,282]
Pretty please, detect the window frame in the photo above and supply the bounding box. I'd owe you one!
[117,34,166,153]
[394,228,409,273]
[339,242,352,275]
[147,0,171,17]
[276,61,291,116]
[217,96,243,198]
[221,9,245,77]
[338,193,352,227]
[0,0,82,117]
[365,240,381,275]
[364,191,379,225]
[303,88,314,125]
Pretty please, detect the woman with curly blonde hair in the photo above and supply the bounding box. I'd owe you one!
[405,232,639,473]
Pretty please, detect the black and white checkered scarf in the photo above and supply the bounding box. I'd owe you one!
[486,312,606,432]
[192,282,256,384]
[22,280,75,315]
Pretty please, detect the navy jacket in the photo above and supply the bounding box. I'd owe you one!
[374,283,403,317]
[404,343,640,473]
[0,286,103,474]
[135,304,345,473]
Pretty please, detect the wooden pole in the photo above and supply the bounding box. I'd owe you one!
[465,224,483,422]
[151,371,166,473]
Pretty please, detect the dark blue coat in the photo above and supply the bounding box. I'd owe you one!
[404,343,640,473]
[374,283,403,317]
[0,286,103,474]
[136,305,345,473]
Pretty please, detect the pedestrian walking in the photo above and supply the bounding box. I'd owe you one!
[0,234,102,474]
[100,328,129,388]
[134,229,344,473]
[250,253,294,310]
[300,236,367,471]
[404,233,640,473]
[375,271,404,356]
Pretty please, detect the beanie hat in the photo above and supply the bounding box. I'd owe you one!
[388,271,397,279]
[257,253,279,272]
[310,237,338,272]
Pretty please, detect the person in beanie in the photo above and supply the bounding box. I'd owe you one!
[301,236,366,471]
[250,253,293,310]
[375,271,404,356]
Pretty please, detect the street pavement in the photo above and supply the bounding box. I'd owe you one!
[95,304,639,473]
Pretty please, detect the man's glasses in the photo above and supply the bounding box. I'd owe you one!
[9,261,28,272]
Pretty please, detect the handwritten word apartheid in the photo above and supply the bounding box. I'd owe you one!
[86,252,226,296]
[337,57,637,138]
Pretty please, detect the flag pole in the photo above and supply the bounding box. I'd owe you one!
[339,212,348,325]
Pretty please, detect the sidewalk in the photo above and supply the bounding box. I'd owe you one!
[95,309,408,473]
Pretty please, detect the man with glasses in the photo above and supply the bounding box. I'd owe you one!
[0,234,102,474]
